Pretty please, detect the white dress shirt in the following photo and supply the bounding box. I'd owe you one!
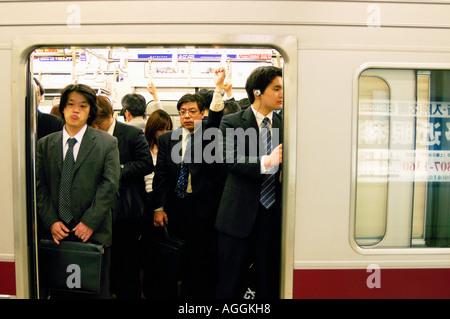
[250,105,275,174]
[62,124,87,161]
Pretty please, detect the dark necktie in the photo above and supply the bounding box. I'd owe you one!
[175,133,191,198]
[59,137,77,224]
[260,118,276,209]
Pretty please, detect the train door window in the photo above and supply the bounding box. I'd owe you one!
[354,68,450,248]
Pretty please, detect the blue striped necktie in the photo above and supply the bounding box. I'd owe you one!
[175,133,191,198]
[59,137,77,224]
[260,118,276,209]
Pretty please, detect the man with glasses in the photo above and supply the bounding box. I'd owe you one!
[152,68,226,298]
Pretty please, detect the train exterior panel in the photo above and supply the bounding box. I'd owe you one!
[1,0,450,299]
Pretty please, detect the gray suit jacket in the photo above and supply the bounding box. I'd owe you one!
[36,126,121,246]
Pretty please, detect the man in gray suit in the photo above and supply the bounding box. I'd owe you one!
[36,84,121,298]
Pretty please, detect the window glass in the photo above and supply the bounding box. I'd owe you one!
[355,68,450,248]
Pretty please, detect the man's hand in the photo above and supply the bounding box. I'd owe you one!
[224,81,233,98]
[73,222,94,243]
[147,80,159,101]
[214,67,226,91]
[50,221,70,244]
[264,144,283,168]
[154,210,168,227]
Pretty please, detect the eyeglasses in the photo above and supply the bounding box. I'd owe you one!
[179,108,200,116]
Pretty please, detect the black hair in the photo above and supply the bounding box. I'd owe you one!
[238,97,251,110]
[176,93,206,112]
[58,83,98,125]
[224,99,241,115]
[121,93,147,117]
[196,88,214,110]
[245,66,282,104]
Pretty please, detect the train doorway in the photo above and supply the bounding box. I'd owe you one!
[26,45,292,299]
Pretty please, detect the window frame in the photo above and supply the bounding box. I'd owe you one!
[350,62,450,255]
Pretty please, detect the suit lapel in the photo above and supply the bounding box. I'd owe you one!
[170,127,183,151]
[51,132,64,172]
[73,127,96,173]
[242,107,283,151]
[241,107,258,131]
[49,131,63,172]
[272,112,283,146]
[170,127,184,168]
[113,121,124,150]
[241,107,259,147]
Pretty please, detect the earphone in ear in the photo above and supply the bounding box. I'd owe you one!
[254,89,261,97]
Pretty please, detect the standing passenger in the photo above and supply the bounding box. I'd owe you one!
[146,80,164,114]
[141,108,173,299]
[36,83,121,299]
[144,109,174,204]
[34,77,63,140]
[215,66,283,299]
[152,68,226,298]
[92,95,154,299]
[122,93,147,130]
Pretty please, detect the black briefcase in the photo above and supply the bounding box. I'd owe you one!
[38,239,104,294]
[151,224,185,282]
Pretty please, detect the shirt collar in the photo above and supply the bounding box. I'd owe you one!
[62,124,87,145]
[181,122,202,140]
[250,105,273,128]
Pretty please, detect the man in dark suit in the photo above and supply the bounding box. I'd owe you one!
[121,93,147,130]
[215,66,283,299]
[33,77,64,140]
[37,111,64,140]
[91,95,154,299]
[152,68,226,298]
[36,84,121,298]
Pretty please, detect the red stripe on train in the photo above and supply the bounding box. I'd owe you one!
[0,262,16,296]
[293,268,450,299]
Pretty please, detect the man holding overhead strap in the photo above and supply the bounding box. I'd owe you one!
[152,68,226,298]
[215,66,283,299]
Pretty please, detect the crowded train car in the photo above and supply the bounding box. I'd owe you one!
[1,0,450,299]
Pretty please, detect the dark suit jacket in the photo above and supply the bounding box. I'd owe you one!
[152,110,223,221]
[37,111,63,140]
[36,126,121,246]
[215,107,283,239]
[112,121,154,223]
